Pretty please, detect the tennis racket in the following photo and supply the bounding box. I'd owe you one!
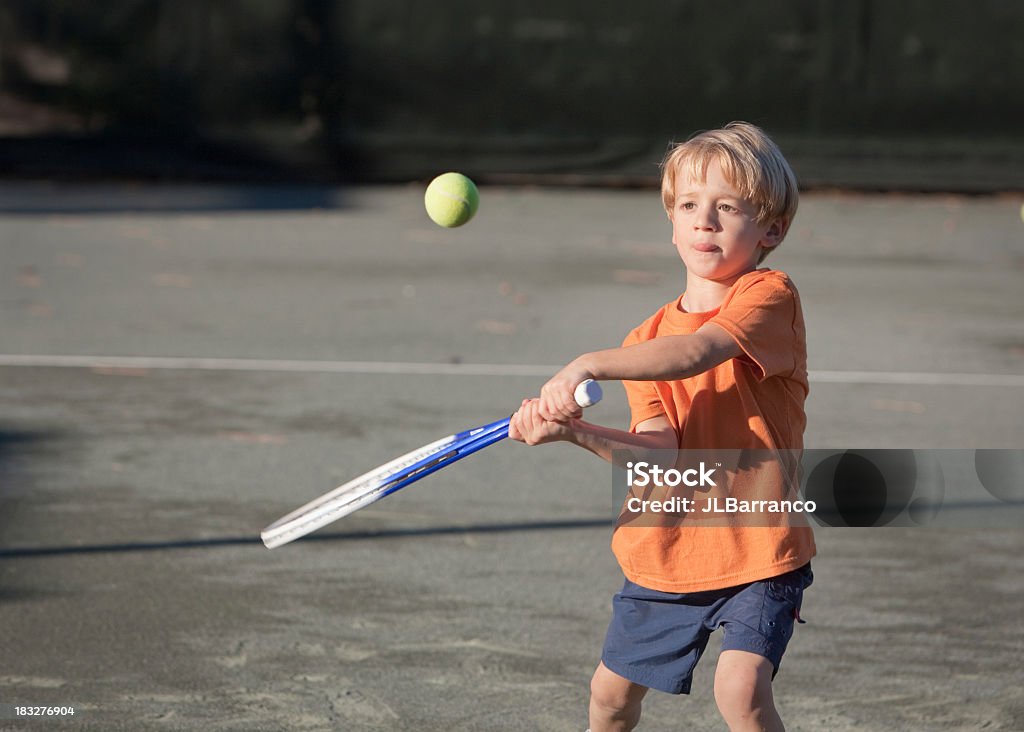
[261,379,603,548]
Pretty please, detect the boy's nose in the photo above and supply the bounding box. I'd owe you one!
[694,210,718,230]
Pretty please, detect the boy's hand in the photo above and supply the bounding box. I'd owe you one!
[539,361,596,421]
[509,399,574,446]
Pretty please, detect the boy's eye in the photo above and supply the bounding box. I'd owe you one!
[718,203,737,213]
[680,202,696,211]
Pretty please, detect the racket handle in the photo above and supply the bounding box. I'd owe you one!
[573,379,603,409]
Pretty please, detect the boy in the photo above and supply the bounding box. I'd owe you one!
[509,122,815,732]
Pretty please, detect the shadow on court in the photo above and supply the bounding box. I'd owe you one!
[0,517,611,559]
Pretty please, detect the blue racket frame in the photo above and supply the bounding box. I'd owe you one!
[374,417,511,501]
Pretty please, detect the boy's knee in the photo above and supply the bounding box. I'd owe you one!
[714,672,760,715]
[589,664,645,718]
[590,678,631,714]
[713,651,776,721]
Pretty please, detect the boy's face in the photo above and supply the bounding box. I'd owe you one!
[669,158,783,285]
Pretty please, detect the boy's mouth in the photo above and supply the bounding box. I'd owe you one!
[692,243,720,253]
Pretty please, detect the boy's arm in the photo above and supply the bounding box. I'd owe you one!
[538,322,743,421]
[510,401,677,467]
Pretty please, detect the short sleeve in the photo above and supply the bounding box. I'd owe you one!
[709,272,799,381]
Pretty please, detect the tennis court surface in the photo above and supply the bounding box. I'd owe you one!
[1,184,1022,730]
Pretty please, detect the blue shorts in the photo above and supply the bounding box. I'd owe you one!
[601,564,813,695]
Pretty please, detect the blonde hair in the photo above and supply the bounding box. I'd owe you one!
[660,122,799,262]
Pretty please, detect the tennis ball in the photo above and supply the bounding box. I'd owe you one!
[424,172,479,228]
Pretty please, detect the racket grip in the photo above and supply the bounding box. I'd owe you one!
[573,379,603,408]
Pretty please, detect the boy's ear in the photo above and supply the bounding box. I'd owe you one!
[761,218,788,250]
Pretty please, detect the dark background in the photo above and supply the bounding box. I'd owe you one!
[1,0,1022,190]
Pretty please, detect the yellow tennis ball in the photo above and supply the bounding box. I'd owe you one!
[424,172,479,228]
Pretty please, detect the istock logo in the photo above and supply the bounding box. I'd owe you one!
[626,461,717,488]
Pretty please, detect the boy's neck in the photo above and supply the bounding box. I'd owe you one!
[680,268,760,313]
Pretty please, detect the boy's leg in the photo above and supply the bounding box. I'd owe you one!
[713,563,812,732]
[589,661,649,732]
[713,650,784,732]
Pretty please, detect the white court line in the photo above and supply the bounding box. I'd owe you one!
[807,370,1024,387]
[0,354,1023,387]
[0,354,552,377]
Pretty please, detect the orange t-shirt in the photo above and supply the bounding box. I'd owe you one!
[613,269,816,592]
